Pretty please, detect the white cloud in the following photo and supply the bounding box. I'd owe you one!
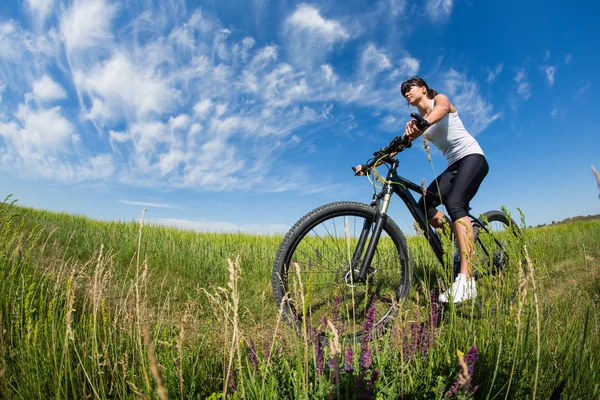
[26,0,55,27]
[0,104,75,156]
[0,20,56,92]
[441,69,502,135]
[550,106,558,119]
[514,67,531,101]
[544,50,551,61]
[542,65,556,86]
[426,0,453,22]
[359,44,392,79]
[286,4,349,41]
[0,1,505,194]
[573,82,592,101]
[60,0,118,52]
[397,55,420,77]
[74,52,180,122]
[119,200,181,209]
[486,64,503,83]
[565,54,573,66]
[389,0,408,17]
[194,99,214,118]
[150,217,289,234]
[284,4,349,70]
[32,75,67,101]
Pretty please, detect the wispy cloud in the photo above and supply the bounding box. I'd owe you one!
[513,67,531,101]
[119,200,182,209]
[544,50,551,61]
[426,0,453,22]
[283,4,349,70]
[486,64,503,83]
[60,0,118,53]
[359,43,392,80]
[564,54,573,66]
[31,75,67,102]
[0,0,499,194]
[25,0,55,28]
[542,65,557,86]
[441,69,502,135]
[0,104,75,156]
[397,54,420,77]
[150,217,289,234]
[573,81,592,101]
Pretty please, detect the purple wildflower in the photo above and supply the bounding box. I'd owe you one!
[430,290,440,328]
[344,345,354,373]
[332,296,342,328]
[359,348,372,371]
[315,247,321,263]
[369,369,380,390]
[263,330,273,360]
[446,345,479,397]
[359,296,377,372]
[464,345,478,373]
[402,336,410,359]
[362,295,377,345]
[249,338,258,370]
[410,321,418,358]
[315,337,324,376]
[328,357,336,369]
[356,368,381,400]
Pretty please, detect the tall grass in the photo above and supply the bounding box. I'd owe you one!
[1,198,599,398]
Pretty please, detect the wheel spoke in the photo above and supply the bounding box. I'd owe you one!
[272,203,410,340]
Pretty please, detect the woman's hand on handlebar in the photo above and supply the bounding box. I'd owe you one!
[404,120,421,140]
[352,164,367,176]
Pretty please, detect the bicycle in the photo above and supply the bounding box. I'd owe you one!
[271,113,524,340]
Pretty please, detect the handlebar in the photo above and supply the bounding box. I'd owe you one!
[352,113,431,176]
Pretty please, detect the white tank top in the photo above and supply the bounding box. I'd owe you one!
[424,99,484,166]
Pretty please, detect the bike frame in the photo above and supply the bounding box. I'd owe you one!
[355,158,495,282]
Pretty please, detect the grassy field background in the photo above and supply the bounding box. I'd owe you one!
[1,195,599,399]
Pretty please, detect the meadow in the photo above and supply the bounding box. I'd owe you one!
[1,195,599,399]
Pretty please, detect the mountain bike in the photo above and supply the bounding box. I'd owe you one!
[271,114,524,339]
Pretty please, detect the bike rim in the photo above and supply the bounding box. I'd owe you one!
[283,212,407,339]
[473,216,524,304]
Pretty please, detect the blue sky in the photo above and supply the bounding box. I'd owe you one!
[1,0,599,234]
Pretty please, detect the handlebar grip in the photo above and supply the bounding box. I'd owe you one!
[352,165,367,176]
[410,112,430,130]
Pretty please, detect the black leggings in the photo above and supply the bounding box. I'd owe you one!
[418,154,489,222]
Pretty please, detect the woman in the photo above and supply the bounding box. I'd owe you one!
[402,76,489,303]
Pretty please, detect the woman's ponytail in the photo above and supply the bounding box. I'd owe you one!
[427,88,438,99]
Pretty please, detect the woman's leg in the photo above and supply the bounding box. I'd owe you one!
[438,155,489,303]
[445,155,489,279]
[454,216,474,277]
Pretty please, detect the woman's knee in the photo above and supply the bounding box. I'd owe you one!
[446,201,468,222]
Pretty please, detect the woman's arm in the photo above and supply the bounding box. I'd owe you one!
[424,94,451,125]
[404,94,452,140]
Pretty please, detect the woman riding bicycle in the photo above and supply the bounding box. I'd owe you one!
[403,76,489,303]
[359,76,489,304]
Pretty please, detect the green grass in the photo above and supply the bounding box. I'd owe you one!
[1,197,599,399]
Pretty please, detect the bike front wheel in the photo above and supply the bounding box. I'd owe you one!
[272,202,410,340]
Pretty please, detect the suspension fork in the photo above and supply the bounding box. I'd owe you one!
[355,183,394,282]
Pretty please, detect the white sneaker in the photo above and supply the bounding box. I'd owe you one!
[439,273,477,304]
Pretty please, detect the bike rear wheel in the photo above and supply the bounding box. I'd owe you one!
[272,202,410,340]
[472,210,525,305]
